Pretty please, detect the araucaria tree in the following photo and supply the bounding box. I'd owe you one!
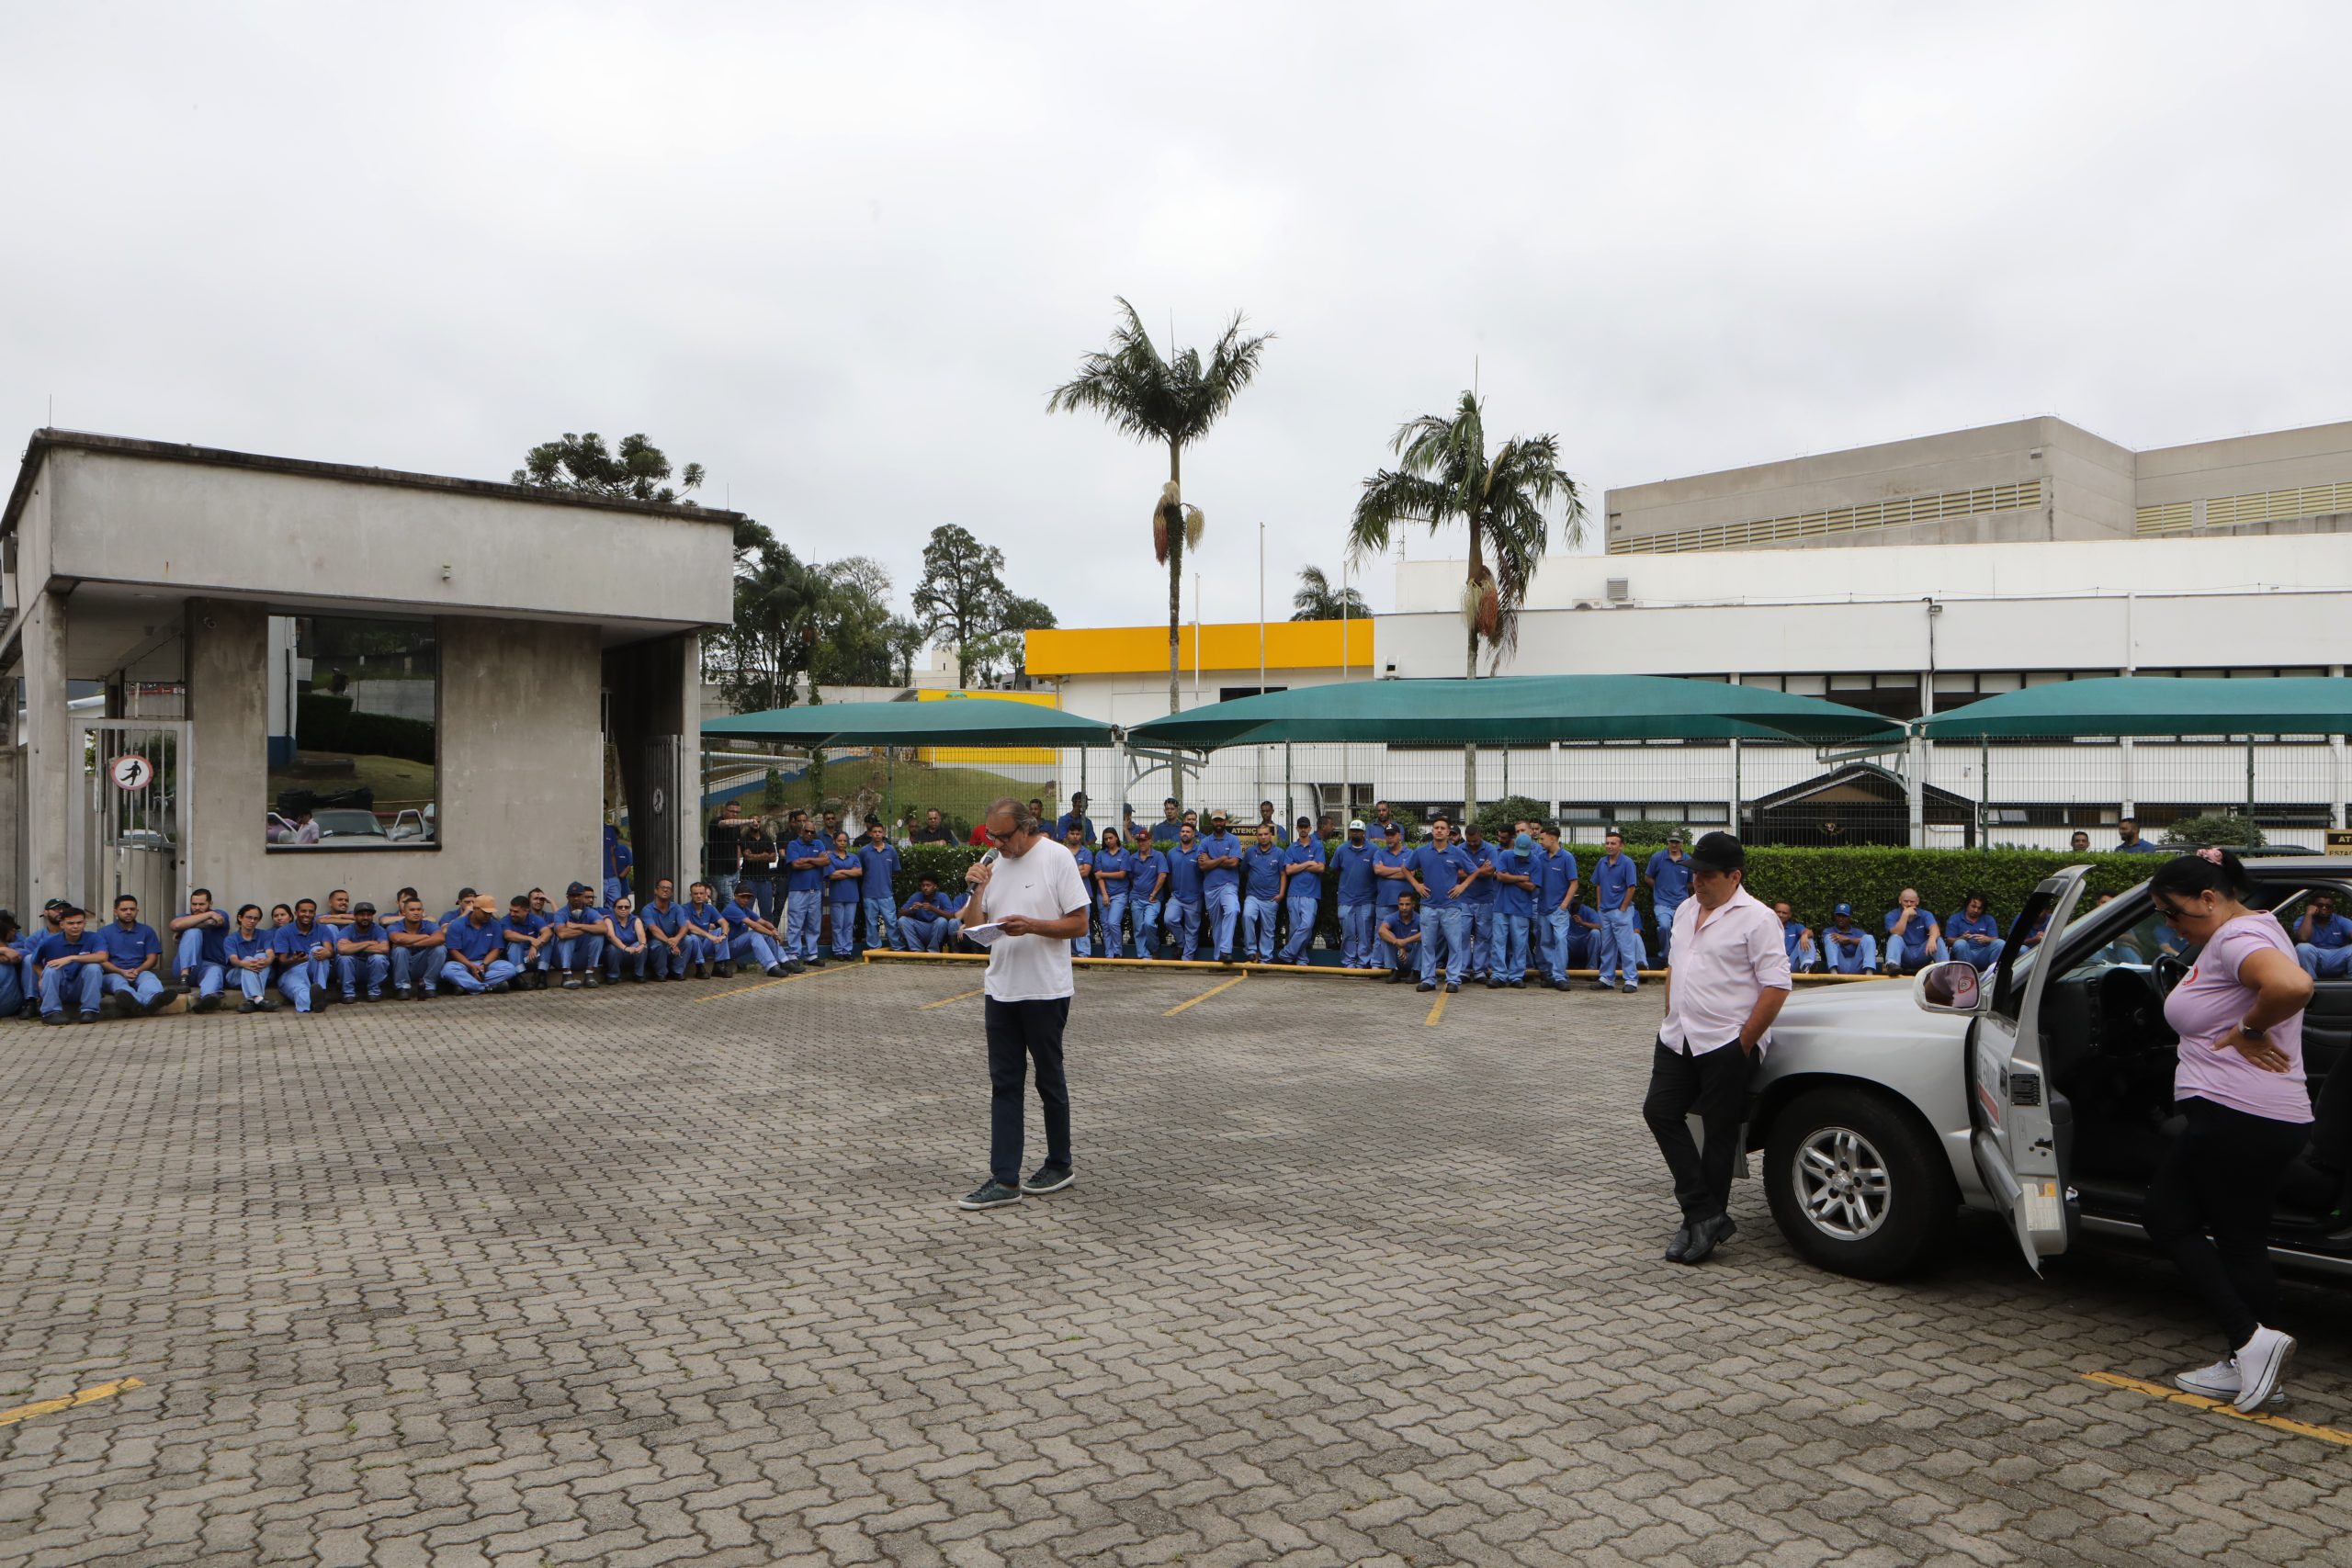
[1347,391,1584,816]
[1048,299,1272,734]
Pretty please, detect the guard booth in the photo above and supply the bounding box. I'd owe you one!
[1,431,735,919]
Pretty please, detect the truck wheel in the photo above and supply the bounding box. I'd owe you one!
[1764,1086,1957,1280]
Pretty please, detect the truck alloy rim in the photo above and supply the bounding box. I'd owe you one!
[1794,1126,1891,1240]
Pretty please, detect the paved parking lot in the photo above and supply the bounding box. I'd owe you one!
[4,959,2350,1568]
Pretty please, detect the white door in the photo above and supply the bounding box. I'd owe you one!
[1968,866,2093,1273]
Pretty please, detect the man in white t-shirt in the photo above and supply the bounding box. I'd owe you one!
[956,796,1092,1211]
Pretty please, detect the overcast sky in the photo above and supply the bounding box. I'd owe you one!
[7,3,2351,634]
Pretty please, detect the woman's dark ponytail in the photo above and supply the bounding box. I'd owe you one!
[2149,846,2250,902]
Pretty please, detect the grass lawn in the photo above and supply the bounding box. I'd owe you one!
[269,752,438,818]
[723,754,1063,831]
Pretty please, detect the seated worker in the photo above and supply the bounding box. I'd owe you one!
[96,894,167,1016]
[1378,891,1424,984]
[1126,834,1169,960]
[1240,824,1286,963]
[855,820,903,955]
[334,902,392,1001]
[824,831,865,961]
[319,889,356,950]
[1822,904,1879,974]
[503,895,554,988]
[35,905,107,1024]
[680,882,728,976]
[271,899,337,1014]
[169,888,232,1009]
[2018,909,2052,953]
[0,910,21,1020]
[1093,829,1130,957]
[1160,822,1203,960]
[1773,902,1818,973]
[639,878,690,980]
[552,882,609,988]
[222,904,280,1012]
[1488,832,1538,988]
[437,886,479,931]
[721,886,791,976]
[267,902,295,933]
[17,900,67,1019]
[1277,818,1325,965]
[897,875,958,953]
[1882,889,1943,976]
[602,895,653,982]
[385,897,444,998]
[1943,894,2004,972]
[1568,898,1605,972]
[440,897,519,995]
[1064,823,1097,957]
[2293,892,2352,979]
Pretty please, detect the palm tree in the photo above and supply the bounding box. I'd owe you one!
[1290,565,1371,622]
[1048,299,1272,734]
[1347,391,1585,816]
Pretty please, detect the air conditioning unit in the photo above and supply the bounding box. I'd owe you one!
[1605,578,1631,604]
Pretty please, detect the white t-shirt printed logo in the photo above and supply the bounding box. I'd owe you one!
[979,838,1091,1003]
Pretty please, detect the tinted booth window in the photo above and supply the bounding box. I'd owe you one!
[266,615,438,846]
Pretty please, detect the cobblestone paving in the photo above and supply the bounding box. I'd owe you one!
[4,961,2350,1568]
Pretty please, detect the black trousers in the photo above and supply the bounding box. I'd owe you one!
[984,996,1072,1185]
[2142,1096,2310,1351]
[1643,1036,1756,1223]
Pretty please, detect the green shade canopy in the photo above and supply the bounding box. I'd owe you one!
[1125,674,1906,750]
[1917,675,2352,740]
[703,697,1117,749]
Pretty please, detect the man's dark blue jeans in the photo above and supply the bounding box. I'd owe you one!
[985,996,1072,1185]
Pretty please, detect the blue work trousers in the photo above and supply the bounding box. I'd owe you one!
[1163,897,1199,959]
[390,946,440,993]
[1600,908,1646,987]
[441,957,518,994]
[1490,913,1531,983]
[1281,895,1320,963]
[1337,902,1374,969]
[1240,896,1277,962]
[1099,894,1128,957]
[1130,898,1162,959]
[828,900,861,957]
[336,952,390,998]
[1420,907,1469,986]
[556,934,606,973]
[1653,897,1686,968]
[1462,904,1494,975]
[899,918,947,953]
[863,897,900,952]
[785,889,821,960]
[41,962,105,1016]
[1204,886,1240,959]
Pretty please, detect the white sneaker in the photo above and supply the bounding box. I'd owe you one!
[2175,1358,2240,1398]
[2233,1325,2296,1413]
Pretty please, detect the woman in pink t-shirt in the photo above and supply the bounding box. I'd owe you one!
[2144,848,2316,1413]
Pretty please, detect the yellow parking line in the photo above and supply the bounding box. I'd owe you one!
[1425,987,1448,1026]
[0,1377,144,1429]
[2080,1371,2352,1447]
[921,987,985,1010]
[1165,973,1247,1016]
[692,964,855,1003]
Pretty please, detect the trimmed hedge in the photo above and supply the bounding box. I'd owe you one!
[879,839,2159,945]
[297,692,436,765]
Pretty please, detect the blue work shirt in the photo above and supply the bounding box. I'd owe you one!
[605,832,632,886]
[1373,846,1413,908]
[1069,846,1096,901]
[720,902,761,936]
[1197,832,1244,896]
[558,902,607,934]
[32,930,101,967]
[1283,842,1325,901]
[826,852,864,904]
[97,920,163,971]
[2302,912,2352,950]
[1149,820,1184,845]
[1646,850,1694,907]
[385,917,440,951]
[1494,852,1536,919]
[783,835,828,893]
[1242,844,1286,900]
[1455,840,1498,906]
[1946,910,2000,947]
[1538,849,1578,910]
[1127,847,1167,901]
[503,910,548,944]
[2120,839,2165,854]
[901,890,955,926]
[1382,908,1420,948]
[856,842,902,901]
[639,903,683,938]
[1410,843,1476,908]
[1594,852,1639,911]
[271,922,334,964]
[1782,919,1813,962]
[337,920,389,952]
[1331,841,1377,904]
[1249,820,1291,847]
[605,913,646,950]
[1054,812,1094,844]
[1164,846,1204,902]
[439,918,501,964]
[1092,848,1130,901]
[682,900,724,935]
[176,912,232,966]
[224,929,274,966]
[1884,908,1938,962]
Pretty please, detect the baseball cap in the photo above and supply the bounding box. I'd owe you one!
[1690,831,1744,873]
[566,880,591,897]
[1834,902,1853,917]
[1514,832,1533,852]
[354,900,376,915]
[1348,818,1366,831]
[1668,830,1685,843]
[1384,821,1402,835]
[42,897,65,912]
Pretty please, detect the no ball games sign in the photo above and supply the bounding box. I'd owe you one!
[110,753,154,793]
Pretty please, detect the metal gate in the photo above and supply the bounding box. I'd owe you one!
[71,719,188,920]
[639,733,684,895]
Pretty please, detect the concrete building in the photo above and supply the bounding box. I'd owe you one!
[1,430,735,918]
[1605,415,2352,555]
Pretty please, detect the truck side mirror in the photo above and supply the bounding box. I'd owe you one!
[1916,959,1984,1015]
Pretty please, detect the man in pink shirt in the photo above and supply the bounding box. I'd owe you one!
[1642,832,1792,1265]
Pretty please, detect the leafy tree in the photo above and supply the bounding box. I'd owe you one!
[1347,391,1584,816]
[910,525,1011,689]
[1047,298,1272,736]
[706,521,825,711]
[513,432,705,503]
[886,616,928,686]
[814,556,901,688]
[969,594,1058,687]
[1291,565,1370,622]
[2159,812,2267,849]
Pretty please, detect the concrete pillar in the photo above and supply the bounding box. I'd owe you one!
[0,685,22,913]
[185,599,270,905]
[22,591,72,907]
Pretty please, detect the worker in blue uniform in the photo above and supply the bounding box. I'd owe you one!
[1196,813,1245,964]
[1277,820,1326,964]
[1160,824,1203,959]
[222,904,279,1012]
[503,895,554,987]
[1378,892,1424,984]
[856,820,904,954]
[782,821,830,965]
[2294,893,2352,979]
[1455,823,1499,980]
[1882,889,1943,976]
[1090,829,1129,957]
[1535,827,1580,990]
[1592,831,1645,992]
[96,894,166,1016]
[1822,904,1879,974]
[1774,902,1818,973]
[1489,832,1537,987]
[1055,792,1095,845]
[1329,820,1377,970]
[553,882,611,986]
[639,878,688,981]
[1407,818,1476,993]
[271,899,336,1014]
[385,897,443,998]
[1127,836,1168,959]
[1148,797,1184,846]
[897,876,958,953]
[1943,894,2004,972]
[1239,824,1285,963]
[334,902,393,1000]
[33,906,107,1022]
[169,888,231,1010]
[722,886,789,973]
[1644,834,1693,969]
[442,898,521,994]
[1372,822,1414,972]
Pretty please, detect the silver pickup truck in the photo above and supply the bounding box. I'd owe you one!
[1745,859,2352,1280]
